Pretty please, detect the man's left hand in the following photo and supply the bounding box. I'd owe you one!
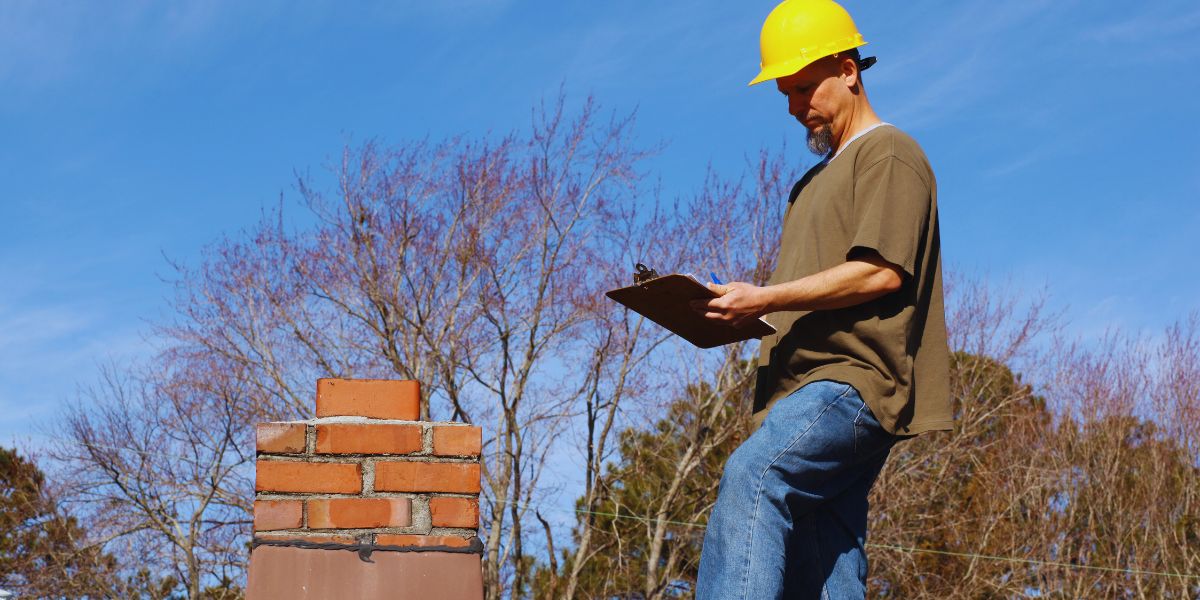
[691,282,773,326]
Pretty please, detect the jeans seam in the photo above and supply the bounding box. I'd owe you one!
[852,401,868,456]
[834,382,855,402]
[816,520,835,600]
[815,518,831,600]
[742,390,840,600]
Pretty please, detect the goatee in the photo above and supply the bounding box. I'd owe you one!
[807,123,834,157]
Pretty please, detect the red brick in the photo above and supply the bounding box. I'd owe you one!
[375,534,472,549]
[374,461,480,494]
[316,379,420,420]
[255,461,361,494]
[432,425,482,457]
[429,497,479,529]
[253,500,303,531]
[315,423,423,455]
[307,498,412,529]
[256,532,358,546]
[256,423,307,454]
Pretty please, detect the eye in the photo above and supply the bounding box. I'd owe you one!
[781,83,815,97]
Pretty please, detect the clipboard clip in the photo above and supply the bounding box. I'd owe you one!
[633,263,660,285]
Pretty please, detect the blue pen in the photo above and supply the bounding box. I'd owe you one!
[709,272,724,285]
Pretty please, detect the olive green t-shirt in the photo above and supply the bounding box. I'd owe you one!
[754,125,952,435]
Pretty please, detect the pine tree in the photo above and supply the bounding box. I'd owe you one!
[0,447,121,597]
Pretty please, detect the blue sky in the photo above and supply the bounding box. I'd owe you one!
[2,0,1198,453]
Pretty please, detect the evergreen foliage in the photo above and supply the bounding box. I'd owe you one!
[0,447,118,597]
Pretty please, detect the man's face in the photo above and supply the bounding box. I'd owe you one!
[775,58,848,155]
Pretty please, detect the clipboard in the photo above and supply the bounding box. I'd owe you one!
[605,264,776,349]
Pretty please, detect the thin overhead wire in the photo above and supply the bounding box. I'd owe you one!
[501,499,1200,582]
[866,543,1200,582]
[36,434,1200,582]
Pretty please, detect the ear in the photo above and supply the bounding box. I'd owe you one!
[839,55,860,89]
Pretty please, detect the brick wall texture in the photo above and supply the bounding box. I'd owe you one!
[252,378,482,549]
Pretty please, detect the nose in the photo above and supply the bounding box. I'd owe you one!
[787,94,806,119]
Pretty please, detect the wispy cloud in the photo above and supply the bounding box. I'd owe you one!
[1081,6,1200,45]
[981,135,1071,178]
[982,151,1042,179]
[559,1,751,93]
[0,298,151,378]
[0,248,161,446]
[0,300,152,447]
[0,303,93,350]
[865,0,1082,130]
[365,0,514,21]
[0,0,514,96]
[1079,10,1200,65]
[0,1,227,91]
[882,51,987,130]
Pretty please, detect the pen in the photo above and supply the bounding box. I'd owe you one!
[709,272,724,285]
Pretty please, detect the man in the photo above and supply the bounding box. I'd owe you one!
[692,1,952,598]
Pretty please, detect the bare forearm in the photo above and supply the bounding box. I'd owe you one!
[763,258,902,312]
[694,254,903,325]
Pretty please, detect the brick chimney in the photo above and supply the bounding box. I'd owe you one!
[246,379,484,599]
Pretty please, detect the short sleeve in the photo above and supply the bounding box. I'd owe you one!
[848,156,931,278]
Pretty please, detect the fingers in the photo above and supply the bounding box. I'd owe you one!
[689,299,734,322]
[691,285,751,323]
[731,315,756,328]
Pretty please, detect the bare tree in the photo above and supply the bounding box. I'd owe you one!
[54,96,686,598]
[52,358,251,599]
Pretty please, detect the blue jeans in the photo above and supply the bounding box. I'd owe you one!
[697,380,896,600]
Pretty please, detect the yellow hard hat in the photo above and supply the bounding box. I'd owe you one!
[749,0,869,86]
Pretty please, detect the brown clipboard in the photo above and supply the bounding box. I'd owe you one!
[605,268,776,349]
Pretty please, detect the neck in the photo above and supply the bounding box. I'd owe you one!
[831,96,882,154]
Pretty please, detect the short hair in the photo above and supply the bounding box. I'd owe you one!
[836,48,877,74]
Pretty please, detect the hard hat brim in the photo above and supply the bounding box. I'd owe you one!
[749,56,818,86]
[747,40,869,87]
